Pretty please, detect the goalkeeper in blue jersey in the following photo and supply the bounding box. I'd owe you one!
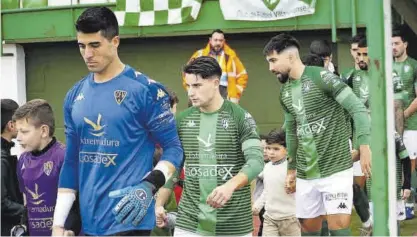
[52,7,184,236]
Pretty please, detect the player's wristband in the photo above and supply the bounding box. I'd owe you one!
[144,170,166,194]
[53,192,76,227]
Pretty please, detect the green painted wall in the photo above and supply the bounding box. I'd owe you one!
[24,29,353,142]
[2,0,366,43]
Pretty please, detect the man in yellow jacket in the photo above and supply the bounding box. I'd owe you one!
[183,29,248,104]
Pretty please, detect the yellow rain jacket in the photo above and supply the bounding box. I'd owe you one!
[182,42,248,103]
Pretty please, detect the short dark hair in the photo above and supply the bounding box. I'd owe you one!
[211,29,224,36]
[350,34,364,44]
[392,27,407,43]
[302,54,324,67]
[309,40,332,58]
[167,88,179,108]
[358,38,367,48]
[263,33,300,55]
[266,128,286,147]
[183,56,222,79]
[12,99,55,137]
[259,134,268,141]
[1,99,19,133]
[75,7,119,40]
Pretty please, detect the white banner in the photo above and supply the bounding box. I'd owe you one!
[219,0,316,21]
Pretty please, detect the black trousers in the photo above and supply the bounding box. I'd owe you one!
[257,208,265,237]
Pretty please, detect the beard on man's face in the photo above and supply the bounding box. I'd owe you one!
[358,61,368,71]
[274,71,289,84]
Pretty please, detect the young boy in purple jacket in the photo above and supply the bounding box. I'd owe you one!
[11,99,80,236]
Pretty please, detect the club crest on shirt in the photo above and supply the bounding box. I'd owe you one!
[404,65,411,73]
[187,120,196,128]
[222,118,229,130]
[114,90,127,105]
[43,161,53,176]
[302,81,312,93]
[157,89,166,100]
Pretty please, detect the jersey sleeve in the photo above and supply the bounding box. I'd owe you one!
[58,89,80,190]
[280,94,297,170]
[341,68,355,88]
[312,68,371,146]
[235,106,264,182]
[139,81,184,170]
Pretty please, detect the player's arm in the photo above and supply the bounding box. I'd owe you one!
[52,92,79,235]
[404,71,417,119]
[284,110,297,193]
[253,189,266,215]
[394,98,405,136]
[314,70,372,175]
[279,94,297,193]
[395,132,411,198]
[284,111,297,171]
[146,90,183,184]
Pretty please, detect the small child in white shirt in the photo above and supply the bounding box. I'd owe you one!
[252,129,300,236]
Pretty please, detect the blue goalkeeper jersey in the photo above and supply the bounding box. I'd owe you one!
[58,65,183,235]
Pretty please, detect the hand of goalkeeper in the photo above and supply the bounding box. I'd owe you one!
[109,181,155,226]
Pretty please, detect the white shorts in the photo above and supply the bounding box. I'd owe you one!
[369,200,405,221]
[296,168,353,218]
[173,228,252,237]
[403,130,417,159]
[353,161,364,176]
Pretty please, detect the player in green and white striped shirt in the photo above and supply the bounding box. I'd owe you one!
[156,56,264,236]
[264,33,371,236]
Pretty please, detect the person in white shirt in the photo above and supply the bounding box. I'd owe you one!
[252,129,301,236]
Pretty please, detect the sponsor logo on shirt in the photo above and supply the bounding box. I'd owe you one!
[292,99,304,114]
[188,152,228,160]
[29,217,53,230]
[84,114,106,137]
[197,134,214,152]
[25,183,45,205]
[79,151,117,167]
[359,86,369,100]
[296,118,326,136]
[43,161,53,176]
[114,90,128,105]
[75,93,85,102]
[185,164,235,180]
[284,91,289,98]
